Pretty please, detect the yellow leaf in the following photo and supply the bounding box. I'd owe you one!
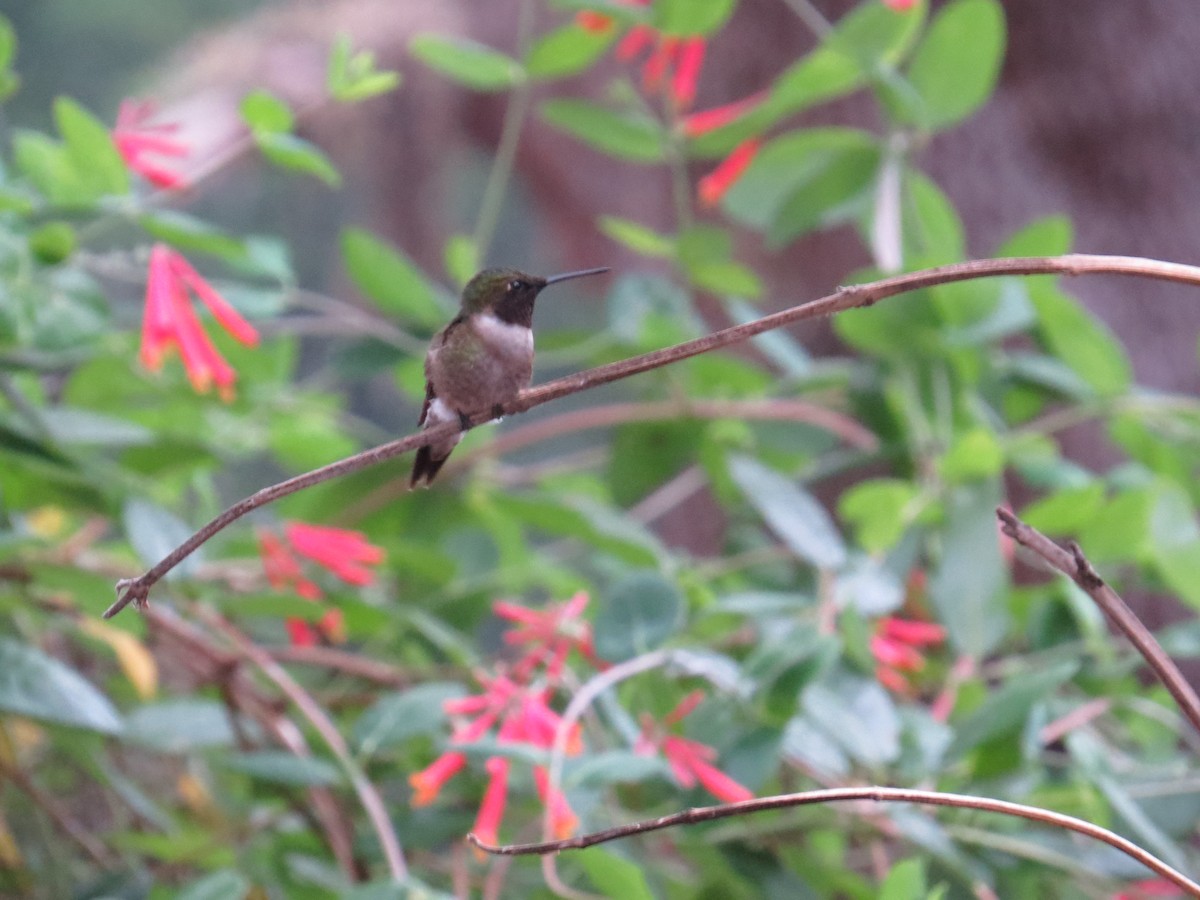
[80,620,158,699]
[0,809,23,869]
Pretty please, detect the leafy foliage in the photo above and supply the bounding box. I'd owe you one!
[1,3,1199,899]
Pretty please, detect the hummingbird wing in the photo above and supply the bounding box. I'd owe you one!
[411,316,465,488]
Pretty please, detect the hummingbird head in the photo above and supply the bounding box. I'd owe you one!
[460,266,609,326]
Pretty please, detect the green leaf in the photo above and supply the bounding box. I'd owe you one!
[29,222,76,264]
[928,481,1008,657]
[904,170,965,263]
[880,858,927,900]
[940,427,1003,483]
[598,215,674,258]
[139,211,248,263]
[444,233,478,286]
[42,408,153,447]
[946,659,1078,759]
[1029,283,1131,397]
[53,96,130,197]
[353,682,466,756]
[729,455,847,570]
[578,848,655,900]
[222,751,343,787]
[999,214,1073,257]
[526,23,614,79]
[722,128,878,244]
[0,637,122,733]
[240,89,294,133]
[565,751,670,789]
[1020,483,1105,535]
[122,699,236,752]
[593,572,683,662]
[905,0,1005,130]
[839,478,920,553]
[410,34,523,91]
[255,131,341,186]
[341,227,448,328]
[803,672,900,767]
[328,33,402,102]
[176,870,251,900]
[123,498,203,578]
[541,99,665,162]
[656,0,737,36]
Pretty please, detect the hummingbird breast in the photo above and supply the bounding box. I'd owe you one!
[427,312,534,413]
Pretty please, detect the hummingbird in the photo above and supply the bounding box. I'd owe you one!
[410,265,610,488]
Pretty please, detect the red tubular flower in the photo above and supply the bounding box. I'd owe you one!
[113,99,189,190]
[140,244,259,400]
[871,616,946,697]
[575,11,615,33]
[410,750,468,807]
[682,91,769,137]
[284,522,385,586]
[697,137,761,207]
[616,24,656,61]
[1112,879,1185,899]
[533,767,579,839]
[671,37,706,109]
[882,0,917,11]
[662,736,753,803]
[637,692,753,804]
[472,756,510,849]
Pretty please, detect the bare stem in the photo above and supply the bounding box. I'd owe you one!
[469,785,1200,896]
[996,508,1200,740]
[105,253,1200,618]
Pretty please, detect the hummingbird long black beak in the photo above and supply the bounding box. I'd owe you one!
[543,266,610,286]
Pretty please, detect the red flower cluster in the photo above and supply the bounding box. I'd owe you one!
[636,690,754,804]
[258,523,385,646]
[870,616,946,695]
[578,1,706,109]
[414,673,582,845]
[113,99,188,190]
[140,244,259,400]
[494,590,601,681]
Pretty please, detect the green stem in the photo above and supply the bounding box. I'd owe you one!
[472,0,536,263]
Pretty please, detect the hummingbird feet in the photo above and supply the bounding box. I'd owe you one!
[457,411,472,431]
[491,403,505,420]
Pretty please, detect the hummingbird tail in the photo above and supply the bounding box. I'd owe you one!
[410,445,450,488]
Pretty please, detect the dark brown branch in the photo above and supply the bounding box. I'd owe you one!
[467,786,1200,896]
[997,508,1200,739]
[105,254,1200,619]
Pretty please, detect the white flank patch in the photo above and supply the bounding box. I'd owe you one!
[426,396,456,426]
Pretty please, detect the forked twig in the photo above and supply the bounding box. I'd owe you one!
[997,508,1200,738]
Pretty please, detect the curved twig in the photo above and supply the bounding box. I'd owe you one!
[105,254,1200,618]
[468,786,1200,896]
[997,508,1200,739]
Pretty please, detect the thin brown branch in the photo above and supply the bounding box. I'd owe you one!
[144,606,359,876]
[202,611,408,881]
[105,253,1200,619]
[997,508,1200,739]
[264,644,415,686]
[469,786,1200,896]
[0,760,117,868]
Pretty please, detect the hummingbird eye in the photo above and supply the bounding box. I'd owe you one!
[507,279,521,292]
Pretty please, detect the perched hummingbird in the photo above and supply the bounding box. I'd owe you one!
[410,265,610,487]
